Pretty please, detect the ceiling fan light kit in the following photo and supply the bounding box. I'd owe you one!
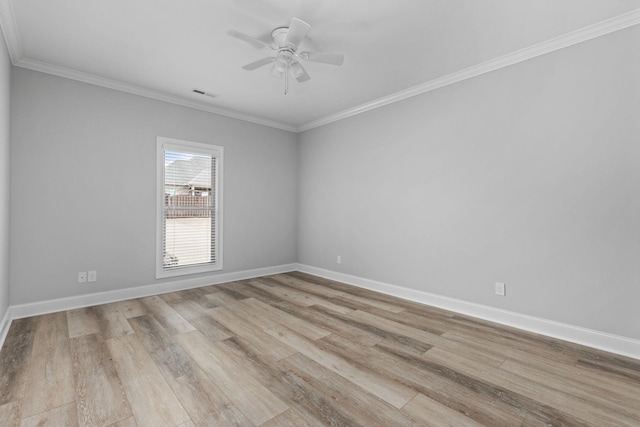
[228,17,345,95]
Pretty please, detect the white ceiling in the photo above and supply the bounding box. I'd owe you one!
[1,0,639,131]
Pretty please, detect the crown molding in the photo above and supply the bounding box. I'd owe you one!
[1,2,638,134]
[0,0,22,62]
[13,57,297,132]
[0,0,296,131]
[295,8,640,132]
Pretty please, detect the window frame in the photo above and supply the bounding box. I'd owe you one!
[156,137,224,278]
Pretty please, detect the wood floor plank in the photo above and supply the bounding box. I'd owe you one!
[266,325,418,409]
[281,352,418,426]
[0,401,20,427]
[259,408,322,427]
[168,366,253,427]
[67,307,101,338]
[96,304,136,339]
[270,300,382,347]
[177,287,220,309]
[261,274,344,299]
[320,333,524,426]
[576,357,640,385]
[205,291,244,307]
[70,333,132,426]
[183,314,233,341]
[425,346,637,426]
[197,283,223,294]
[330,289,405,313]
[215,337,335,427]
[175,330,289,425]
[69,304,134,340]
[244,281,319,306]
[502,349,640,405]
[0,317,37,406]
[442,328,571,368]
[222,321,416,426]
[218,280,284,303]
[126,315,196,381]
[347,309,506,366]
[21,312,75,418]
[402,393,486,427]
[139,295,195,336]
[106,334,190,427]
[324,293,403,314]
[159,291,213,321]
[20,402,78,427]
[68,304,133,340]
[207,306,297,361]
[261,274,373,314]
[310,305,432,354]
[214,282,254,301]
[109,417,138,427]
[286,272,407,313]
[216,335,367,427]
[446,322,580,365]
[349,309,442,345]
[239,298,331,340]
[363,304,452,335]
[114,299,147,319]
[500,357,640,418]
[250,281,353,314]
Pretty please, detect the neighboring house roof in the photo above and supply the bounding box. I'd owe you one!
[165,156,211,189]
[189,169,211,189]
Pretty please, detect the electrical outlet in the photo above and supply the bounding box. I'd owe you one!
[495,282,506,296]
[78,272,87,283]
[337,255,342,264]
[88,271,97,282]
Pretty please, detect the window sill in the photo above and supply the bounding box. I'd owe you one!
[156,263,223,279]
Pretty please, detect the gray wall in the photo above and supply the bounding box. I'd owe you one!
[10,68,298,304]
[298,26,640,340]
[0,31,10,320]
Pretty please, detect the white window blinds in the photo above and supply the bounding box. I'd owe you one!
[157,138,223,277]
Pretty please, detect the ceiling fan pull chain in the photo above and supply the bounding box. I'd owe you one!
[284,68,289,95]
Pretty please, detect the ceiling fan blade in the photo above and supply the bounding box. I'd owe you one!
[299,51,344,66]
[241,57,276,71]
[293,61,311,83]
[227,29,274,50]
[284,18,310,50]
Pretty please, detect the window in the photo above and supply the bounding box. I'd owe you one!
[156,137,223,278]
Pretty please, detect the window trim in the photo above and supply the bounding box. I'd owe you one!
[156,136,223,279]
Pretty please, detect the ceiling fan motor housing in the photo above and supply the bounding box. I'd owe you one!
[271,27,293,49]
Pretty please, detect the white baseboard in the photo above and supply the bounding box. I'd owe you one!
[295,264,640,360]
[7,263,297,322]
[0,305,12,352]
[2,262,639,360]
[0,263,296,350]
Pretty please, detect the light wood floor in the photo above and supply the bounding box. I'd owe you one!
[1,272,639,426]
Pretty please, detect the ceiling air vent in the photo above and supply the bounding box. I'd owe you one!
[192,89,217,98]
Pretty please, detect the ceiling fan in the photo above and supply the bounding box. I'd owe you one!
[228,18,344,94]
